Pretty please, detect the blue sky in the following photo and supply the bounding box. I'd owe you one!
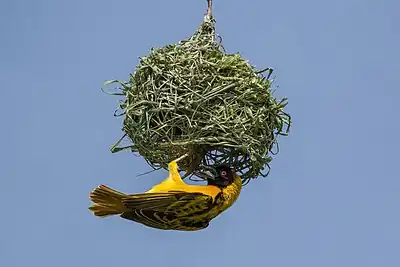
[2,0,399,266]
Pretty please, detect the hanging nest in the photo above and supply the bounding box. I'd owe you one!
[105,9,291,185]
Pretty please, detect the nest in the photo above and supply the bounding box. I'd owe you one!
[105,15,291,184]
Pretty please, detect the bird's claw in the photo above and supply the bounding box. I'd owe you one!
[168,153,189,172]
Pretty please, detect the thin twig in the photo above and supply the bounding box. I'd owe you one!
[206,0,212,19]
[174,153,189,163]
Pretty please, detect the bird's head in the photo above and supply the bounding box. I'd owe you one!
[206,165,235,187]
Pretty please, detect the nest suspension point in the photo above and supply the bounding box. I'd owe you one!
[105,0,291,184]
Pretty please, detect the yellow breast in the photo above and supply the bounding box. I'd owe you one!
[220,174,243,212]
[207,174,243,218]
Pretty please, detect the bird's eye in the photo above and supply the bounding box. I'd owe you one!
[221,170,227,176]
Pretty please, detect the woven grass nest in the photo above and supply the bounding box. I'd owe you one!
[105,3,291,185]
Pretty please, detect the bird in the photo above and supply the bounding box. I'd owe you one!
[88,154,242,231]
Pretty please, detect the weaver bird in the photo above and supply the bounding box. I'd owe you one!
[88,155,242,231]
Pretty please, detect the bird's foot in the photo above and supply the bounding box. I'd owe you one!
[168,153,189,169]
[167,153,189,183]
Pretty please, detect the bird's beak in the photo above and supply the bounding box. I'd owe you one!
[196,166,217,180]
[197,169,216,180]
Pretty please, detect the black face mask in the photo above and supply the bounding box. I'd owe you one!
[206,165,234,187]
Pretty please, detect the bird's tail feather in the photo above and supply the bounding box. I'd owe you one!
[89,185,129,217]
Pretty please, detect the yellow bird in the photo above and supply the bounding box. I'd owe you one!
[88,155,242,231]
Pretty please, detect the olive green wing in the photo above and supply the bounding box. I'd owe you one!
[120,192,215,230]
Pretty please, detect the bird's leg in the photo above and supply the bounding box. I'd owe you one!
[168,153,189,183]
